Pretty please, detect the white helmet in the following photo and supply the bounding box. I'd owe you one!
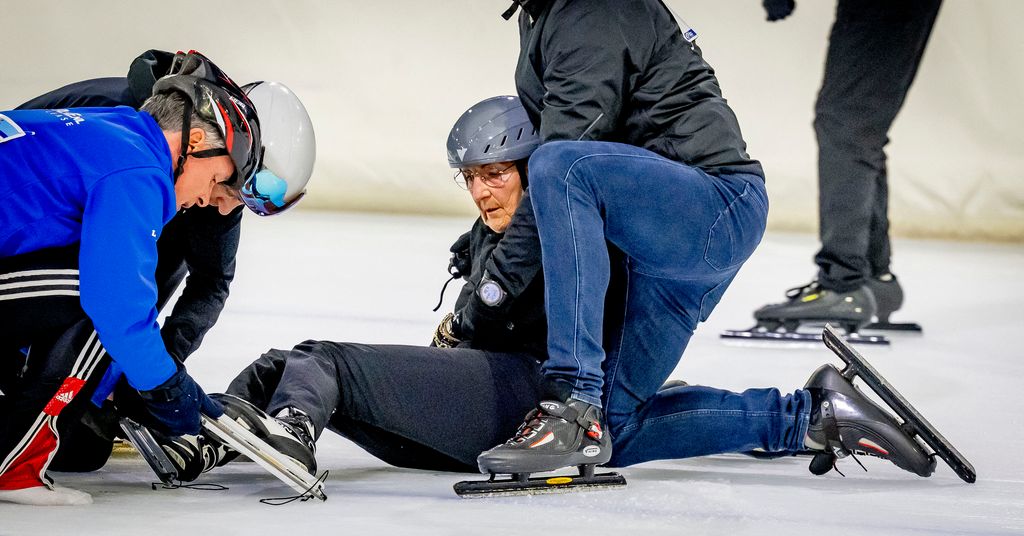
[240,81,316,216]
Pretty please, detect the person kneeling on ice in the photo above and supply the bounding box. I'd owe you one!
[9,50,314,476]
[0,51,307,505]
[467,0,966,493]
[143,96,953,494]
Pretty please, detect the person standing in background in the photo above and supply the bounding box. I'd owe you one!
[752,0,943,333]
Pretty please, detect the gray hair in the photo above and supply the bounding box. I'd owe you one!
[141,91,225,150]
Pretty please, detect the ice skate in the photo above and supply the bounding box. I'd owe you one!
[209,394,317,475]
[455,399,625,498]
[809,325,975,482]
[722,281,888,345]
[803,363,935,477]
[123,393,321,498]
[201,394,326,500]
[863,273,923,332]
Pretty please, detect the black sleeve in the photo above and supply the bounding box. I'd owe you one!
[16,77,138,110]
[159,207,241,361]
[454,195,543,342]
[534,0,631,142]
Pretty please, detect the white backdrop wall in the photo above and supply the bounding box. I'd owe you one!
[3,1,1021,241]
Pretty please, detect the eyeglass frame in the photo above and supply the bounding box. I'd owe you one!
[452,162,518,190]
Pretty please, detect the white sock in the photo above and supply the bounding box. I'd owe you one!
[0,484,93,506]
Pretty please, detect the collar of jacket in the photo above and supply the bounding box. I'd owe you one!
[127,49,176,105]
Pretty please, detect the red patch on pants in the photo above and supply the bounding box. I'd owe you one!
[0,421,57,490]
[43,377,86,416]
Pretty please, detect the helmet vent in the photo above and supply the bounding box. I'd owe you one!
[500,135,508,146]
[516,128,524,140]
[484,144,492,153]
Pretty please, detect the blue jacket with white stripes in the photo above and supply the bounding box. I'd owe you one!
[0,107,179,390]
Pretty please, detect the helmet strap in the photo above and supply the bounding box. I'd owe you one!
[189,148,229,159]
[173,93,195,181]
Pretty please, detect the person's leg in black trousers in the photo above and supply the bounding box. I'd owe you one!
[814,0,943,291]
[227,341,542,472]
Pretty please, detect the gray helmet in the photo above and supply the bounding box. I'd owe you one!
[447,96,539,169]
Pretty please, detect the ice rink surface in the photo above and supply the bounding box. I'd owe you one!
[2,211,1021,535]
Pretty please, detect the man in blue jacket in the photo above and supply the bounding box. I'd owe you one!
[13,50,315,475]
[0,51,283,505]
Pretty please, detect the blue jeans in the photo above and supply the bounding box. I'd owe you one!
[528,141,810,463]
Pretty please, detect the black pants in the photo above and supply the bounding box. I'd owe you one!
[0,242,198,475]
[813,0,942,291]
[0,247,114,486]
[227,341,542,472]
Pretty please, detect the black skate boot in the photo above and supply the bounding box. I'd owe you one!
[803,363,936,478]
[820,324,975,482]
[209,394,317,475]
[126,394,318,485]
[456,400,625,498]
[478,399,611,474]
[148,430,233,483]
[863,273,922,332]
[723,281,888,344]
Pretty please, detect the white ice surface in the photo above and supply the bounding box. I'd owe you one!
[2,211,1022,535]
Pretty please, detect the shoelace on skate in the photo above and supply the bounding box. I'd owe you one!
[510,408,545,444]
[785,281,820,300]
[151,480,228,492]
[259,470,329,506]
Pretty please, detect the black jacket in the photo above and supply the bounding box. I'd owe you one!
[17,50,240,362]
[515,0,763,177]
[450,210,546,357]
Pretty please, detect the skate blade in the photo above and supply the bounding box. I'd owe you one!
[119,418,178,484]
[722,327,889,346]
[201,414,328,501]
[822,324,976,483]
[454,472,626,498]
[863,321,923,333]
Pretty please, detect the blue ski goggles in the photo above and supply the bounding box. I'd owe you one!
[240,168,306,217]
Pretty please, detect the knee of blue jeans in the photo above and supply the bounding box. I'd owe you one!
[527,141,586,188]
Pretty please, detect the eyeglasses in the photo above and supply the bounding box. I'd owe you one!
[453,163,516,190]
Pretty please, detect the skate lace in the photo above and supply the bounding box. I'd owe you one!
[258,470,330,506]
[153,480,229,492]
[785,281,819,300]
[278,415,316,454]
[510,408,546,444]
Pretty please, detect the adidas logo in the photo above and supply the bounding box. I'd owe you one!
[54,390,75,404]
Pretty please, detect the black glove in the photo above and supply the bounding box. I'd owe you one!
[763,0,795,21]
[449,232,472,278]
[138,365,224,436]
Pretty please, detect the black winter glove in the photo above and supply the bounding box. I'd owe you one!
[763,0,795,21]
[449,232,472,278]
[138,365,224,436]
